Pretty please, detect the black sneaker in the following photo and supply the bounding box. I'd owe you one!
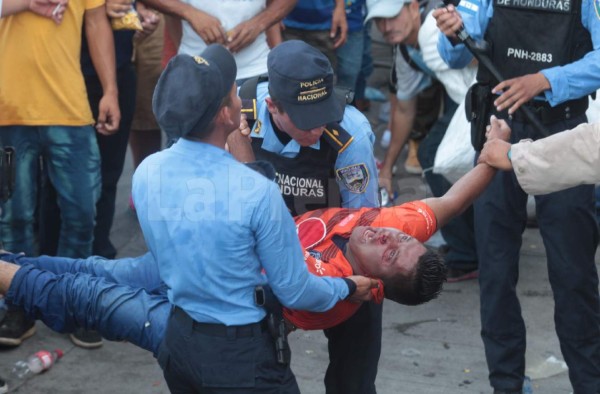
[0,307,36,346]
[0,377,7,394]
[70,328,103,349]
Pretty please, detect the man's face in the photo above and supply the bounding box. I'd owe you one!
[348,226,426,280]
[375,2,420,46]
[266,98,325,147]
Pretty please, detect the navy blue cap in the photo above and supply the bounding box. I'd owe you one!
[267,40,343,130]
[152,44,237,139]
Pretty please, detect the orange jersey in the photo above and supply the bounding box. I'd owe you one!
[284,201,438,330]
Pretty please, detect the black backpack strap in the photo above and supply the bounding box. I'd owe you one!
[240,75,268,128]
[323,122,354,153]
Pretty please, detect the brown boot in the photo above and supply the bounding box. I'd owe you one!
[404,139,422,175]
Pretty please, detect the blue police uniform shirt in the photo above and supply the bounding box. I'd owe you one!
[437,0,600,106]
[132,138,350,325]
[251,82,380,209]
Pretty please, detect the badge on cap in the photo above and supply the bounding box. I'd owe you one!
[297,78,329,103]
[336,164,369,194]
[193,56,209,66]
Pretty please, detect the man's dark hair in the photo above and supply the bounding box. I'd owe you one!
[382,247,447,306]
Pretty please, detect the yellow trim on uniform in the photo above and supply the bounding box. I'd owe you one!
[324,128,343,147]
[324,126,353,153]
[241,99,257,119]
[337,136,354,154]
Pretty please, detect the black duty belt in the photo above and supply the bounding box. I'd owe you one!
[511,96,588,125]
[173,306,268,338]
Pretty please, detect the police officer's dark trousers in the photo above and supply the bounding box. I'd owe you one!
[324,301,382,394]
[158,307,300,394]
[475,113,600,393]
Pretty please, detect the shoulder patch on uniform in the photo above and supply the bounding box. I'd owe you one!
[336,164,369,194]
[595,0,600,20]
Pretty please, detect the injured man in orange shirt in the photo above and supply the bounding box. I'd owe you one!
[0,151,496,356]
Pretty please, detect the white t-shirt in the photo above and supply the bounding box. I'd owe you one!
[393,11,476,103]
[179,0,269,80]
[0,0,4,18]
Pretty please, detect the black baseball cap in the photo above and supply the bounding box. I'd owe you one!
[152,44,237,139]
[267,40,343,130]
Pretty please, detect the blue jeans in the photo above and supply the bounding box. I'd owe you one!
[336,30,364,91]
[353,24,373,101]
[40,65,137,259]
[4,252,167,356]
[0,126,101,256]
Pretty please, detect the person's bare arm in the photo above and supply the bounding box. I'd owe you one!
[266,22,283,48]
[85,5,121,135]
[423,117,506,228]
[424,163,496,228]
[226,0,296,53]
[139,0,225,44]
[379,96,416,194]
[330,0,347,49]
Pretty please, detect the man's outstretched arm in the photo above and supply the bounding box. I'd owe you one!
[422,116,505,227]
[480,122,600,195]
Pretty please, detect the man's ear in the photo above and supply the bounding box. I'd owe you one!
[409,0,420,16]
[265,97,278,115]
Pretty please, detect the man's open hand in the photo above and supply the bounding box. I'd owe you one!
[492,72,550,114]
[345,276,380,303]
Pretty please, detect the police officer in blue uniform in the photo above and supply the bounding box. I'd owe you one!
[434,0,600,392]
[135,44,377,393]
[238,40,382,394]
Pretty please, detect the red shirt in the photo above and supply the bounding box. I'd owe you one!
[284,201,438,330]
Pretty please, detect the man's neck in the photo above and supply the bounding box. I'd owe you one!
[184,126,230,149]
[333,235,360,274]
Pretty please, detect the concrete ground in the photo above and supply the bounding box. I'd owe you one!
[1,30,597,393]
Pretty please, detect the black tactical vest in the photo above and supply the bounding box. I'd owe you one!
[478,0,592,84]
[239,77,354,216]
[250,133,341,216]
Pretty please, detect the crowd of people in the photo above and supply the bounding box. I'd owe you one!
[0,0,599,392]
